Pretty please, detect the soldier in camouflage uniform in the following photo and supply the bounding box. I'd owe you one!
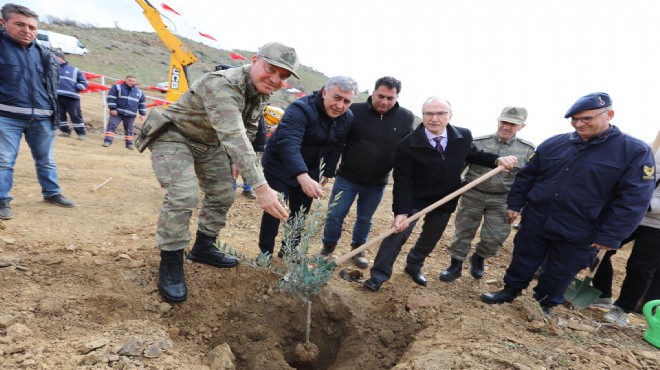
[440,106,535,282]
[148,42,299,304]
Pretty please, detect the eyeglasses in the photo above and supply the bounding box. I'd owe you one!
[422,111,450,118]
[569,110,609,124]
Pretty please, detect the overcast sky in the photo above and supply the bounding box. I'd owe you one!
[14,0,659,145]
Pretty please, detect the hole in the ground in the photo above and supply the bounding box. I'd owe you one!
[203,286,420,370]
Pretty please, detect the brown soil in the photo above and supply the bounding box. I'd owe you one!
[1,95,658,369]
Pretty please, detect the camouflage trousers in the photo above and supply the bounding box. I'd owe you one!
[150,141,235,251]
[447,190,512,260]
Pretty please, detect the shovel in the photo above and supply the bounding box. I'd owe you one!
[564,249,607,309]
[318,165,507,272]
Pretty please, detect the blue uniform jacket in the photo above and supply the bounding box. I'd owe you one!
[508,125,655,248]
[262,90,353,187]
[0,30,59,126]
[57,62,88,99]
[107,82,147,117]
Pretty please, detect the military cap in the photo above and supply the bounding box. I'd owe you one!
[258,42,300,79]
[53,51,66,61]
[564,92,612,118]
[498,106,527,125]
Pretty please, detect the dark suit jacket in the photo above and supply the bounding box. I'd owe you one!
[393,123,499,215]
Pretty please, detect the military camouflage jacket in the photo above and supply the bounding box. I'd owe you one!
[463,134,535,193]
[161,65,269,188]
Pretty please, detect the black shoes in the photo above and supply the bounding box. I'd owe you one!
[404,267,428,286]
[440,258,463,282]
[469,254,485,279]
[187,231,239,268]
[44,194,75,207]
[480,286,522,304]
[242,190,257,200]
[318,243,337,258]
[363,278,382,292]
[158,250,187,303]
[541,304,554,317]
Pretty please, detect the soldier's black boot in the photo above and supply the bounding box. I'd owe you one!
[187,230,239,268]
[158,250,187,304]
[318,243,337,259]
[470,253,485,279]
[480,286,522,304]
[439,258,463,282]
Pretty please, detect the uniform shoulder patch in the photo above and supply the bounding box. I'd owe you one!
[643,163,655,180]
[516,137,536,149]
[474,134,494,141]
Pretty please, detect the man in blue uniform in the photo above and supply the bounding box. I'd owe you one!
[481,92,656,316]
[53,51,88,140]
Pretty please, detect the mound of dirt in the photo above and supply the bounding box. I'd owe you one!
[1,98,658,369]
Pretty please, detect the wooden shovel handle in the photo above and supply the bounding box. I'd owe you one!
[584,249,608,279]
[334,165,507,266]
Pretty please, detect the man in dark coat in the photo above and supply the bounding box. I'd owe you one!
[481,92,655,317]
[318,76,414,268]
[363,97,517,291]
[259,75,359,257]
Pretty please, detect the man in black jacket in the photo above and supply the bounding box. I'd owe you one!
[318,76,414,268]
[363,97,517,291]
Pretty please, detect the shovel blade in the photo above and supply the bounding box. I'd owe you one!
[564,277,603,309]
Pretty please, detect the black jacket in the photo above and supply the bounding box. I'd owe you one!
[262,90,353,187]
[336,97,414,185]
[393,124,499,215]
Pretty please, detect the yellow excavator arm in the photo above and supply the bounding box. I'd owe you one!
[135,0,198,103]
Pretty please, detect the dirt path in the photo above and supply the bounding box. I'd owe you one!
[1,101,658,369]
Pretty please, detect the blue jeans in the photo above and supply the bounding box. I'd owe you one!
[322,175,386,246]
[0,116,60,202]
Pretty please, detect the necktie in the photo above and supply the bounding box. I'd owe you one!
[432,136,444,154]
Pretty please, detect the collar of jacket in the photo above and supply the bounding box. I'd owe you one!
[1,30,38,50]
[234,65,267,101]
[365,95,400,117]
[313,88,330,119]
[569,124,619,145]
[494,134,516,146]
[410,123,463,148]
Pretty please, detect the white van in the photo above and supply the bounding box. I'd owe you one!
[37,30,89,56]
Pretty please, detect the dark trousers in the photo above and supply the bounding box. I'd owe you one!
[105,114,136,146]
[592,225,660,312]
[258,173,313,255]
[58,96,85,135]
[369,210,451,283]
[503,229,598,307]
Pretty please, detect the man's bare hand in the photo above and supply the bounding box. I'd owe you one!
[505,209,519,224]
[110,110,118,117]
[231,163,239,180]
[297,173,324,199]
[592,243,615,250]
[254,185,289,220]
[496,155,518,171]
[392,214,409,233]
